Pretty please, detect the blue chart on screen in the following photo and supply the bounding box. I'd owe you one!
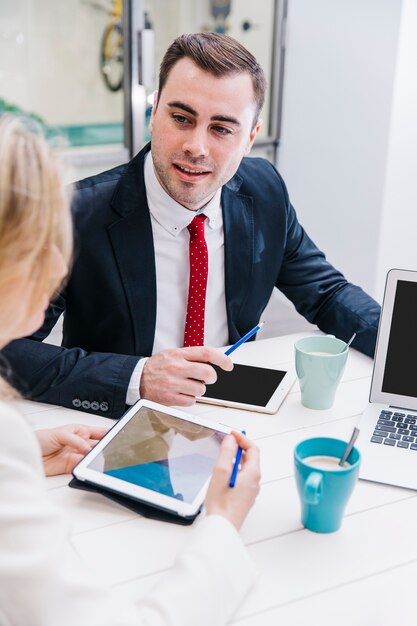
[105,453,214,503]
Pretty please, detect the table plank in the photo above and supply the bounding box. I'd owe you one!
[233,558,417,626]
[237,496,417,620]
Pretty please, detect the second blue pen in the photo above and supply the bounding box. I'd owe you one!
[229,430,247,488]
[224,321,265,356]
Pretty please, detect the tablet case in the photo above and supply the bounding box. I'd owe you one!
[68,477,199,526]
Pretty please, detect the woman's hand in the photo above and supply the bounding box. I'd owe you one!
[35,424,108,476]
[205,432,261,531]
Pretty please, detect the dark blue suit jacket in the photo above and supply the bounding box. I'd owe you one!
[2,143,380,418]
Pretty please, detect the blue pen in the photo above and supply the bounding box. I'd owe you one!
[224,321,265,356]
[229,430,246,488]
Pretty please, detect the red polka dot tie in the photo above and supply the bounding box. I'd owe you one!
[184,214,208,347]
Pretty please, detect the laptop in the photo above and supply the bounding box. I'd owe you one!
[358,269,417,490]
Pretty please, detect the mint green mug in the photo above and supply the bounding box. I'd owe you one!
[294,335,349,410]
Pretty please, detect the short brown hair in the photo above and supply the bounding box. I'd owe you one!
[158,32,266,128]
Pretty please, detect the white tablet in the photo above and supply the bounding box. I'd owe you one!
[72,400,234,519]
[198,362,296,414]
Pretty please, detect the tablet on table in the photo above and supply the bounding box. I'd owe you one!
[198,362,296,414]
[72,400,236,519]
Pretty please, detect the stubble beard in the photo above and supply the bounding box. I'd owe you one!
[152,150,219,211]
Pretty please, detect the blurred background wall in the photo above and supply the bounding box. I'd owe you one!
[1,0,416,341]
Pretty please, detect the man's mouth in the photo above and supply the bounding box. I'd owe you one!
[173,163,211,177]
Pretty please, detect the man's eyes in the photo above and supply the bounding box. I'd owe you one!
[173,114,190,125]
[212,125,232,136]
[172,115,233,136]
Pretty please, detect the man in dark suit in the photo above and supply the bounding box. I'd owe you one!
[2,33,380,419]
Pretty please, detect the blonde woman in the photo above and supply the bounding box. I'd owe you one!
[0,116,260,626]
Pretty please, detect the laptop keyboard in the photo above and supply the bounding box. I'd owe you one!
[371,410,417,450]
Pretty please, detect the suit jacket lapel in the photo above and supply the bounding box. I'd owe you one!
[107,145,157,356]
[106,147,255,353]
[222,174,254,341]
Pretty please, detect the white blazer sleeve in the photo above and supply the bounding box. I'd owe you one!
[0,402,256,626]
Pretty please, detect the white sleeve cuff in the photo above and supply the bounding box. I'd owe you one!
[125,358,148,405]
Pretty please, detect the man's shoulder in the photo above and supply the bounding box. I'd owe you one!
[75,143,150,194]
[71,145,149,219]
[234,156,286,198]
[71,163,129,224]
[237,156,282,184]
[74,162,129,195]
[71,154,143,222]
[239,155,276,172]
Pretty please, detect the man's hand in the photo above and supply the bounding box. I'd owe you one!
[205,432,261,530]
[35,424,108,476]
[140,346,233,406]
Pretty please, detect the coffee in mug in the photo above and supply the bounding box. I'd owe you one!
[303,455,351,471]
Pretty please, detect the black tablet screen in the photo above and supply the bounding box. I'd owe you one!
[203,364,287,407]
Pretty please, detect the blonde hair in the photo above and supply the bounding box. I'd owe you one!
[0,115,73,398]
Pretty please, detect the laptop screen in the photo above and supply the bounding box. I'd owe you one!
[382,280,417,398]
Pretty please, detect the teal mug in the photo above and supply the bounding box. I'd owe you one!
[295,335,349,409]
[294,437,361,533]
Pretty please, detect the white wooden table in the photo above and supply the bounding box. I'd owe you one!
[19,333,417,626]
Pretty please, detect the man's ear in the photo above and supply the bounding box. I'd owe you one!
[149,91,159,133]
[244,118,263,156]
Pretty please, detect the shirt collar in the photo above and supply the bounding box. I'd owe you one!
[144,151,221,237]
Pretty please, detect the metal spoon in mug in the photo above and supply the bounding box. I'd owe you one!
[339,426,360,467]
[339,332,356,353]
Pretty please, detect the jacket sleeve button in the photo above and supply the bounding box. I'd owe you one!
[81,400,91,409]
[72,398,82,408]
[99,402,109,412]
[90,401,100,411]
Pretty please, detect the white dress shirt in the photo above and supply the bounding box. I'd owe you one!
[126,152,229,404]
[0,401,256,626]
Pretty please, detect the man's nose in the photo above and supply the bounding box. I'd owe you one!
[182,127,209,158]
